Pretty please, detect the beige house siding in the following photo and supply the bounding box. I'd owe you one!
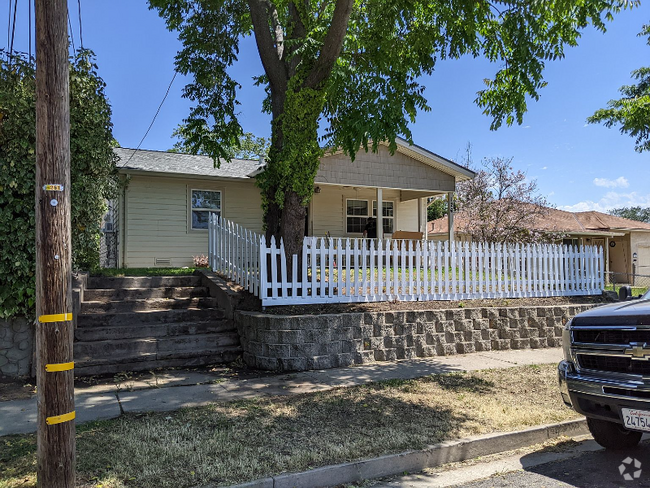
[397,199,419,232]
[630,231,650,276]
[315,145,455,192]
[122,174,262,268]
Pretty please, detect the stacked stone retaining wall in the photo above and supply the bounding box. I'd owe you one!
[236,304,596,371]
[0,318,33,377]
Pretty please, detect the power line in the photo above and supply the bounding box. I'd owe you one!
[121,71,178,167]
[77,0,83,49]
[9,0,18,57]
[28,0,32,59]
[68,11,75,52]
[7,0,11,52]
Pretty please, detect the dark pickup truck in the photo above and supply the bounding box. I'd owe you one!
[559,293,650,449]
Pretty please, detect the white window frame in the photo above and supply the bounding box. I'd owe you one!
[372,200,395,235]
[346,198,370,234]
[190,188,222,231]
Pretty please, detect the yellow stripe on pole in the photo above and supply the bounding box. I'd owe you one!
[46,411,75,426]
[45,362,74,372]
[38,313,73,323]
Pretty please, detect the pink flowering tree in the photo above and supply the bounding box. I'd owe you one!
[456,157,564,244]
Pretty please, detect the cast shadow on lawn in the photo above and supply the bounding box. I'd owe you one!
[1,392,475,488]
[369,372,495,395]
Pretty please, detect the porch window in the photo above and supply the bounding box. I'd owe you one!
[191,189,221,230]
[346,199,369,233]
[373,201,394,234]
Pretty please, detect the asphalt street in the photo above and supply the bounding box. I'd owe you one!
[459,444,650,488]
[370,438,650,488]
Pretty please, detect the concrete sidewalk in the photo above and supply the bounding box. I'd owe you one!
[0,347,563,437]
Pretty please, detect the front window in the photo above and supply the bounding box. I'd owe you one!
[563,238,580,247]
[191,189,221,230]
[373,201,394,234]
[346,199,368,233]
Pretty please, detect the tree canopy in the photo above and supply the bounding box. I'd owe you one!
[150,0,633,258]
[171,128,270,159]
[427,197,449,222]
[588,23,650,152]
[609,205,650,222]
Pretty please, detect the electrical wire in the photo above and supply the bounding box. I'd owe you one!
[7,0,11,52]
[121,71,178,167]
[9,0,18,57]
[77,0,83,49]
[28,0,32,59]
[68,11,75,52]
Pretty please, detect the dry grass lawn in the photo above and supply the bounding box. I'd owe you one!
[0,363,579,488]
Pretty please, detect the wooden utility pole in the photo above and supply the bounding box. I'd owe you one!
[35,0,75,486]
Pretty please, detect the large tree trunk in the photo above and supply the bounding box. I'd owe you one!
[280,190,307,260]
[264,195,282,244]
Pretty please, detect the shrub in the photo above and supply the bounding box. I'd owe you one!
[0,49,118,318]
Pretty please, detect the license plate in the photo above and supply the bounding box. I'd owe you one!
[622,408,650,432]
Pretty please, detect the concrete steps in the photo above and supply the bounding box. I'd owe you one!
[74,275,242,376]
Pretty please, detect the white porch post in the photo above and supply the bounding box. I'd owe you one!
[605,237,610,285]
[447,191,454,243]
[376,187,383,240]
[420,197,427,239]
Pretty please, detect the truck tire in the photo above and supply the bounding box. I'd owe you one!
[587,417,642,450]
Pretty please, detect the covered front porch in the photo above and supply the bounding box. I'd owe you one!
[307,139,473,241]
[307,184,455,241]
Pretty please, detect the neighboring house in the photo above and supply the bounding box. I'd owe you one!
[428,208,650,282]
[112,139,475,268]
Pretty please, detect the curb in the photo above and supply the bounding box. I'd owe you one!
[223,419,588,488]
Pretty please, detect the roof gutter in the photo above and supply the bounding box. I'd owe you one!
[117,168,254,182]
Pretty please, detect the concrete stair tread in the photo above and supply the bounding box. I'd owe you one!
[87,275,203,289]
[80,297,218,314]
[74,319,235,342]
[87,285,202,291]
[75,347,241,365]
[76,308,225,328]
[78,307,219,318]
[82,297,208,304]
[75,332,240,347]
[74,347,242,376]
[76,318,224,328]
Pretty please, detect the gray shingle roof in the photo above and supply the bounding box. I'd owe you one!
[114,147,263,179]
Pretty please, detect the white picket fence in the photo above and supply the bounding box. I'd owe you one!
[208,216,605,307]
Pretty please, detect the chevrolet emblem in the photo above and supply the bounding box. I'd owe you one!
[625,342,650,361]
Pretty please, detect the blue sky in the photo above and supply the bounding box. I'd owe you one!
[3,1,649,213]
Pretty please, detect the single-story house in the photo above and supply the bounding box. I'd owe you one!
[428,208,650,282]
[110,139,475,268]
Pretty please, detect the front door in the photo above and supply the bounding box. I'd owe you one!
[609,238,629,283]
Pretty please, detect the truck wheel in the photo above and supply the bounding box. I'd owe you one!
[587,417,642,450]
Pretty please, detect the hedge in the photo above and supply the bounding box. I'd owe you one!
[0,49,118,319]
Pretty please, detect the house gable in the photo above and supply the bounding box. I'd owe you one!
[315,145,457,192]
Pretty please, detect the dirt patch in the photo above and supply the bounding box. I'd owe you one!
[0,378,35,402]
[234,290,612,315]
